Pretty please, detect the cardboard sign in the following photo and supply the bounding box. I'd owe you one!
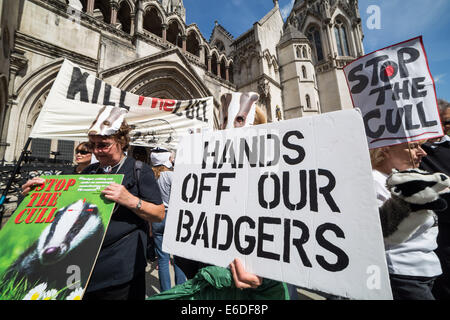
[30,59,214,150]
[344,37,442,149]
[163,109,392,300]
[0,174,123,300]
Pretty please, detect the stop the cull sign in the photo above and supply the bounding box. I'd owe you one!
[163,109,392,300]
[344,36,442,149]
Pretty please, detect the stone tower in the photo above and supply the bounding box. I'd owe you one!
[160,0,186,22]
[278,24,320,119]
[286,0,364,113]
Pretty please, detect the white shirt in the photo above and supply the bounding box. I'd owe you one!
[372,170,442,277]
[157,170,173,210]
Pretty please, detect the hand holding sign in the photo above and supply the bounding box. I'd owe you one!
[101,183,133,206]
[230,258,263,289]
[21,177,46,197]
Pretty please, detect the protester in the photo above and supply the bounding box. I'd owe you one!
[420,99,450,173]
[150,148,187,292]
[73,142,92,173]
[420,99,450,299]
[370,141,450,300]
[22,110,165,300]
[132,146,149,164]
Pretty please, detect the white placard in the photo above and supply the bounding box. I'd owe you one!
[163,109,392,300]
[344,36,442,149]
[30,59,214,150]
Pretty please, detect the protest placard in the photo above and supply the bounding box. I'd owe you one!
[163,109,392,300]
[0,174,123,300]
[29,59,214,150]
[344,36,442,149]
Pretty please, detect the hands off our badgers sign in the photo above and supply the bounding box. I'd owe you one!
[344,36,442,149]
[163,109,392,300]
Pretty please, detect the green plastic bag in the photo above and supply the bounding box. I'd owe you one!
[147,266,289,300]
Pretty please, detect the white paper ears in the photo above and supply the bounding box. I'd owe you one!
[88,106,128,136]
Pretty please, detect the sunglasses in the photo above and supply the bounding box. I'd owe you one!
[76,150,91,155]
[444,120,450,125]
[87,142,116,151]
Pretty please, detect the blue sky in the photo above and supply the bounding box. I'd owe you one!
[184,0,450,101]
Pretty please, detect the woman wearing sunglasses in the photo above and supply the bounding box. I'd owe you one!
[73,142,92,174]
[22,107,165,300]
[80,116,165,300]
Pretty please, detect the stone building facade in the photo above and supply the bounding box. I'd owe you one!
[0,0,364,164]
[284,0,364,116]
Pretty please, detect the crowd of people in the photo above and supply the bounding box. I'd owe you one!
[18,99,450,300]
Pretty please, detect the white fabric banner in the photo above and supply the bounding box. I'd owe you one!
[163,109,393,300]
[30,59,214,150]
[344,36,442,149]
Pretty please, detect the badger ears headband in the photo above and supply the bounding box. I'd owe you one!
[88,106,128,136]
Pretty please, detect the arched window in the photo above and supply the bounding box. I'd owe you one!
[211,53,218,76]
[306,25,324,62]
[186,31,200,56]
[302,46,307,59]
[306,94,311,109]
[167,20,183,48]
[93,0,111,23]
[220,58,226,80]
[228,62,234,83]
[334,19,350,56]
[117,1,132,34]
[215,40,225,52]
[143,7,162,37]
[79,0,88,12]
[296,46,302,59]
[302,65,307,79]
[204,48,210,69]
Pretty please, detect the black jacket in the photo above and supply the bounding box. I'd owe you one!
[82,157,162,291]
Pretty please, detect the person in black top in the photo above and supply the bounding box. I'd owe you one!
[420,99,450,299]
[21,117,164,300]
[420,99,450,174]
[83,120,164,299]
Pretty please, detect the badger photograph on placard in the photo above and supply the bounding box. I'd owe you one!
[0,175,122,300]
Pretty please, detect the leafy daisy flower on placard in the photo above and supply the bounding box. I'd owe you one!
[41,289,58,300]
[22,283,48,300]
[66,288,83,300]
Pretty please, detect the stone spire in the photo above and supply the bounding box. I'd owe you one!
[160,0,186,22]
